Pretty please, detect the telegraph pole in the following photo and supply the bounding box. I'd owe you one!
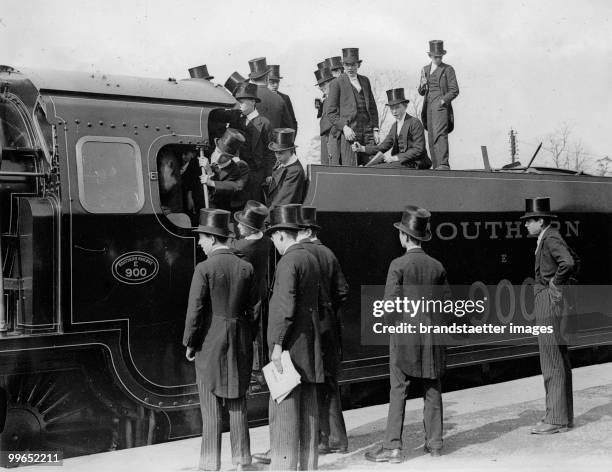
[509,128,518,163]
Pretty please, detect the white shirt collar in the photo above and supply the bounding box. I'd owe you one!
[246,109,259,123]
[396,113,407,135]
[281,154,298,168]
[430,61,439,73]
[210,245,229,254]
[245,232,263,240]
[536,226,549,253]
[349,75,362,92]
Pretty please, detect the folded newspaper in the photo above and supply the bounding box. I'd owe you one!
[262,351,301,403]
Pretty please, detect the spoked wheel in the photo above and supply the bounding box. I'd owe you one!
[0,369,118,463]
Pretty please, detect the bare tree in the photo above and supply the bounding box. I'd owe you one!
[568,139,588,172]
[596,156,612,176]
[546,123,572,168]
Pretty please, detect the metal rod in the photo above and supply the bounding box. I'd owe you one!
[198,147,210,208]
[0,171,46,177]
[525,142,543,170]
[0,213,6,334]
[480,146,492,172]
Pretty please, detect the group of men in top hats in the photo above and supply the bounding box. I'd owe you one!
[184,198,349,470]
[314,40,459,170]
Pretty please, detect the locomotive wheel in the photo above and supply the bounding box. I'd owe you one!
[0,369,117,461]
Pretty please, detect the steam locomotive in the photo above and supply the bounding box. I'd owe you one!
[0,64,610,459]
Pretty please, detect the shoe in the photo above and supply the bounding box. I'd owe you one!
[530,422,569,434]
[365,447,402,463]
[435,165,450,170]
[235,464,258,471]
[330,445,348,454]
[318,444,331,454]
[424,445,442,457]
[252,450,270,464]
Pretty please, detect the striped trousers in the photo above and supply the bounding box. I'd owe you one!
[318,376,348,449]
[535,289,574,426]
[197,375,251,471]
[269,383,319,470]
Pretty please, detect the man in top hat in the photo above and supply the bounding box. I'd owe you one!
[183,208,259,471]
[264,128,306,209]
[268,65,298,135]
[224,71,247,94]
[326,47,379,166]
[297,206,350,455]
[315,66,340,165]
[193,128,250,213]
[325,56,344,78]
[353,88,432,169]
[365,206,451,463]
[521,197,578,434]
[231,200,274,373]
[418,40,459,170]
[215,82,274,202]
[264,204,324,470]
[188,65,214,81]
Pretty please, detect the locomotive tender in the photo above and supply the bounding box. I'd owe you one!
[0,65,610,458]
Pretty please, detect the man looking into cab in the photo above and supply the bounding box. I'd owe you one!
[264,128,306,208]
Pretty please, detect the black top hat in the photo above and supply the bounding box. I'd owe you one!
[234,200,269,232]
[234,82,261,102]
[325,56,344,71]
[224,71,247,94]
[193,209,235,237]
[428,40,447,56]
[385,88,410,107]
[300,206,321,231]
[215,128,245,157]
[268,65,283,80]
[265,205,304,234]
[394,206,432,241]
[317,61,327,71]
[268,128,297,152]
[248,57,270,79]
[314,67,334,86]
[520,197,558,220]
[342,48,362,64]
[188,65,214,80]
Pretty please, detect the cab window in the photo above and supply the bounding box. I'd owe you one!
[76,136,144,213]
[0,98,34,148]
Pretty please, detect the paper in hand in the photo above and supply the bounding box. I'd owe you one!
[262,351,301,403]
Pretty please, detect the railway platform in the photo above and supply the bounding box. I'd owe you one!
[20,361,612,471]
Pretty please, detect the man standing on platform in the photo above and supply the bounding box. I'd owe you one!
[521,197,577,434]
[268,65,298,135]
[264,128,306,208]
[298,206,350,455]
[326,48,379,166]
[183,209,259,471]
[353,88,431,169]
[365,206,451,463]
[418,40,459,170]
[265,205,324,470]
[314,66,339,165]
[325,56,344,78]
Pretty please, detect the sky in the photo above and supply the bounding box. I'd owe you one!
[1,0,611,169]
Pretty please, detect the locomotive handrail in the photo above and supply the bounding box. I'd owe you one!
[0,170,47,177]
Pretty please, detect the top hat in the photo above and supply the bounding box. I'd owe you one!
[268,65,283,81]
[385,88,410,106]
[234,82,261,102]
[248,57,270,79]
[342,48,362,64]
[215,128,245,157]
[520,197,558,220]
[193,208,235,237]
[188,65,214,80]
[393,205,432,241]
[224,71,247,94]
[268,128,297,152]
[325,56,344,71]
[265,205,304,234]
[314,67,334,86]
[234,200,269,232]
[317,61,327,71]
[300,206,321,231]
[428,40,447,56]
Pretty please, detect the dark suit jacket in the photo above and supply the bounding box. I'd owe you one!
[211,160,249,211]
[418,63,459,133]
[256,85,293,130]
[319,96,339,138]
[385,248,451,379]
[278,91,298,134]
[364,114,431,169]
[265,159,306,208]
[326,73,379,131]
[183,248,258,398]
[268,243,324,383]
[301,239,349,377]
[231,235,274,301]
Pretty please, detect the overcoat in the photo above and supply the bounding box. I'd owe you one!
[267,243,325,383]
[209,160,250,212]
[278,90,298,134]
[231,235,274,301]
[183,249,259,398]
[418,63,459,133]
[265,159,306,208]
[256,85,294,130]
[326,73,379,131]
[301,239,349,376]
[385,247,451,379]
